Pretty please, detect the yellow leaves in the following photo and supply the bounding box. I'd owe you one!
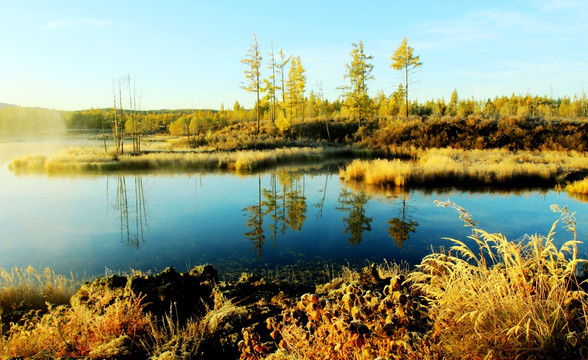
[275,110,291,134]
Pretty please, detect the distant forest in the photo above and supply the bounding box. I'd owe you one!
[1,91,587,152]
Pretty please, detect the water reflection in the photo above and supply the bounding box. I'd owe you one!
[110,175,150,247]
[387,193,419,249]
[336,187,373,246]
[313,167,332,219]
[280,170,307,232]
[243,174,265,256]
[243,170,308,256]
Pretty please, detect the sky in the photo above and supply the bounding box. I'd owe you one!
[1,0,587,111]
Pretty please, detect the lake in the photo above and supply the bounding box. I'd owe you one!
[1,137,587,281]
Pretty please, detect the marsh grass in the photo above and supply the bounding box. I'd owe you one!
[566,177,588,195]
[0,266,78,313]
[9,146,360,175]
[340,148,588,187]
[408,200,588,359]
[0,288,150,358]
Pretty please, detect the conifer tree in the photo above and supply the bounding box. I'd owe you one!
[266,43,279,124]
[449,89,458,116]
[343,41,374,126]
[391,37,422,117]
[241,34,263,134]
[276,49,291,116]
[285,56,306,122]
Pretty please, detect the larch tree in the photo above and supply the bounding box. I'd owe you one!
[285,56,306,122]
[266,43,279,124]
[343,41,374,126]
[241,34,263,134]
[315,81,330,141]
[391,37,422,117]
[449,89,458,116]
[276,49,291,117]
[124,74,141,153]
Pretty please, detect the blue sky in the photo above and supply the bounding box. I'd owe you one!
[1,0,587,110]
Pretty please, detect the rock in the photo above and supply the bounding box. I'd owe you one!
[189,264,219,284]
[87,335,132,358]
[71,264,219,324]
[126,265,217,322]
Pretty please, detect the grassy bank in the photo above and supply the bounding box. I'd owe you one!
[9,145,368,175]
[1,203,586,359]
[340,148,588,188]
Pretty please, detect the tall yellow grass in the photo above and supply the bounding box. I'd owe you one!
[566,177,588,195]
[0,290,150,357]
[408,201,588,359]
[0,266,78,312]
[340,148,588,187]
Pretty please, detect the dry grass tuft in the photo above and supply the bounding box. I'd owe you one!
[340,148,588,187]
[566,177,588,195]
[0,266,78,313]
[142,288,247,359]
[408,200,588,359]
[0,288,150,358]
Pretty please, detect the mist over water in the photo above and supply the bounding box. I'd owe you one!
[0,106,67,136]
[0,136,110,168]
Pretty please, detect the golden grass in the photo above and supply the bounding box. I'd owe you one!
[566,177,588,195]
[9,146,357,175]
[0,266,78,313]
[0,269,247,358]
[0,288,150,358]
[408,200,588,359]
[340,148,588,187]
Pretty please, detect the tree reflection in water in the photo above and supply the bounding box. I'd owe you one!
[243,174,265,257]
[387,193,418,249]
[336,188,373,246]
[110,175,150,248]
[243,170,308,256]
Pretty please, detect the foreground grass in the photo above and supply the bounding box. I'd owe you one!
[0,266,78,314]
[408,201,588,359]
[340,148,588,187]
[9,145,364,175]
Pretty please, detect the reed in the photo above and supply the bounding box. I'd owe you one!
[408,201,588,359]
[0,266,78,313]
[566,177,588,195]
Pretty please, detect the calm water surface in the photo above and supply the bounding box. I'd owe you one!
[1,138,587,280]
